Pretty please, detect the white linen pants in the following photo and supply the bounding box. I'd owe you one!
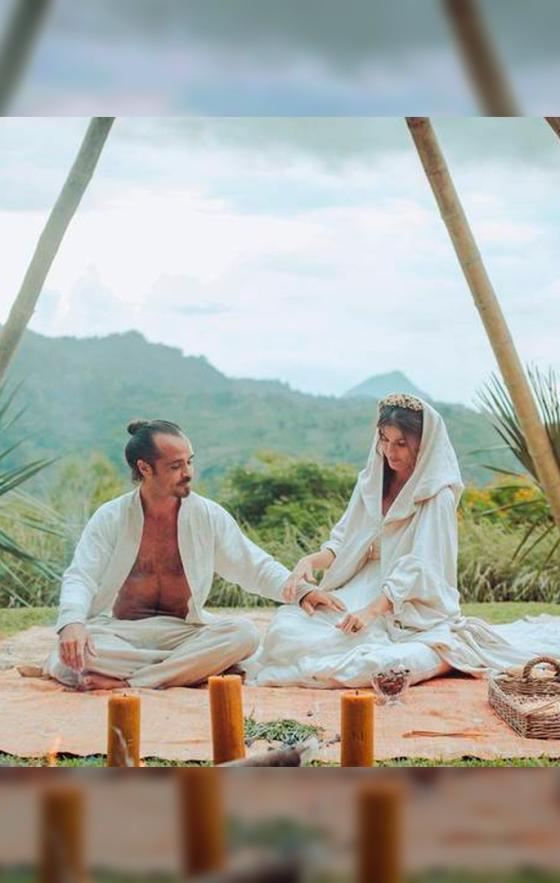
[44,614,260,689]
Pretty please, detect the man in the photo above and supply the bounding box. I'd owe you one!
[45,419,342,690]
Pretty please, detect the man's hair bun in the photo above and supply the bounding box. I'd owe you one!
[127,420,149,436]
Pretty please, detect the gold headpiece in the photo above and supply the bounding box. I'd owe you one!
[379,393,423,412]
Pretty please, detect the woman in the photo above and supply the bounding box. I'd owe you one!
[244,393,560,688]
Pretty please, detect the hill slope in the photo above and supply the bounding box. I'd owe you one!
[5,329,514,486]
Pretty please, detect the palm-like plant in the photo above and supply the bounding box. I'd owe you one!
[0,383,60,603]
[476,366,560,562]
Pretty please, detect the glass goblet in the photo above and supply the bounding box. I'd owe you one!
[371,665,411,706]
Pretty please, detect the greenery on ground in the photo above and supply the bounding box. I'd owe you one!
[244,715,323,746]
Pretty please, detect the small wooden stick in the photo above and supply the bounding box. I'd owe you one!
[219,745,305,767]
[191,859,302,883]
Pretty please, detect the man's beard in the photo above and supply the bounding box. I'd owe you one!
[174,482,191,498]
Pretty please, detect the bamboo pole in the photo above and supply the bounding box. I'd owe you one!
[406,117,560,530]
[545,118,560,140]
[0,0,51,114]
[0,116,114,383]
[442,0,519,115]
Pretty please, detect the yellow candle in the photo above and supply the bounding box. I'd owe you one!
[177,768,226,876]
[107,694,141,767]
[208,674,246,764]
[340,690,375,767]
[40,786,85,883]
[357,783,402,883]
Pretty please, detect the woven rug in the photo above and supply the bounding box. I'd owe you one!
[1,621,559,762]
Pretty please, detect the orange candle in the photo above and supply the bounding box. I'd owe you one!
[107,694,141,767]
[357,783,402,883]
[208,674,246,764]
[340,690,375,767]
[177,768,226,876]
[40,785,85,883]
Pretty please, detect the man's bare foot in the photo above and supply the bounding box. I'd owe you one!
[78,672,129,691]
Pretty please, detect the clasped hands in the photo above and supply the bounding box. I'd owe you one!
[282,554,390,634]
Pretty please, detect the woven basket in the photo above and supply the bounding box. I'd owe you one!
[488,656,560,739]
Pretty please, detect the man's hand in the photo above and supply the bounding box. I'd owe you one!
[282,555,318,603]
[58,623,97,671]
[300,590,346,616]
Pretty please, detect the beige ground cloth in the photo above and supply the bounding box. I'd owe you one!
[1,613,559,762]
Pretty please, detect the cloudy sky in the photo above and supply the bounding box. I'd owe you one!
[1,0,559,114]
[1,116,559,405]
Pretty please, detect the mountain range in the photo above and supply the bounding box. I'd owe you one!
[4,329,514,486]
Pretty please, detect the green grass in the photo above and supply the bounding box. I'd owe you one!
[0,606,56,636]
[1,602,559,639]
[461,601,560,622]
[0,753,558,768]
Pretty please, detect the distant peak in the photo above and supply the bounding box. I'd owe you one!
[343,371,431,401]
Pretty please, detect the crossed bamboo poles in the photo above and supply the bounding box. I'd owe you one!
[0,0,544,116]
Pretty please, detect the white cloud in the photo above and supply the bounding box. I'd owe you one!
[1,118,559,406]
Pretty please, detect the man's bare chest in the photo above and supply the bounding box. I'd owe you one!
[130,521,184,576]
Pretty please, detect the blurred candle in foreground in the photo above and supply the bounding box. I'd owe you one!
[40,785,85,883]
[340,690,375,767]
[208,674,246,764]
[357,783,402,883]
[177,768,226,876]
[107,694,141,767]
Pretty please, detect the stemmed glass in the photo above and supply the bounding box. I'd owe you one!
[371,664,411,706]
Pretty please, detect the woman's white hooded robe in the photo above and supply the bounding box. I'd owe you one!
[244,399,560,688]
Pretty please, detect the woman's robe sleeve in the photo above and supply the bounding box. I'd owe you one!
[381,487,461,631]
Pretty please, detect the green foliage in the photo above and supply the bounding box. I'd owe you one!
[458,516,560,603]
[476,367,560,562]
[0,454,127,607]
[219,452,355,536]
[0,384,59,604]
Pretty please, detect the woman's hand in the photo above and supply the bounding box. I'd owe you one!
[336,597,391,635]
[282,555,318,602]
